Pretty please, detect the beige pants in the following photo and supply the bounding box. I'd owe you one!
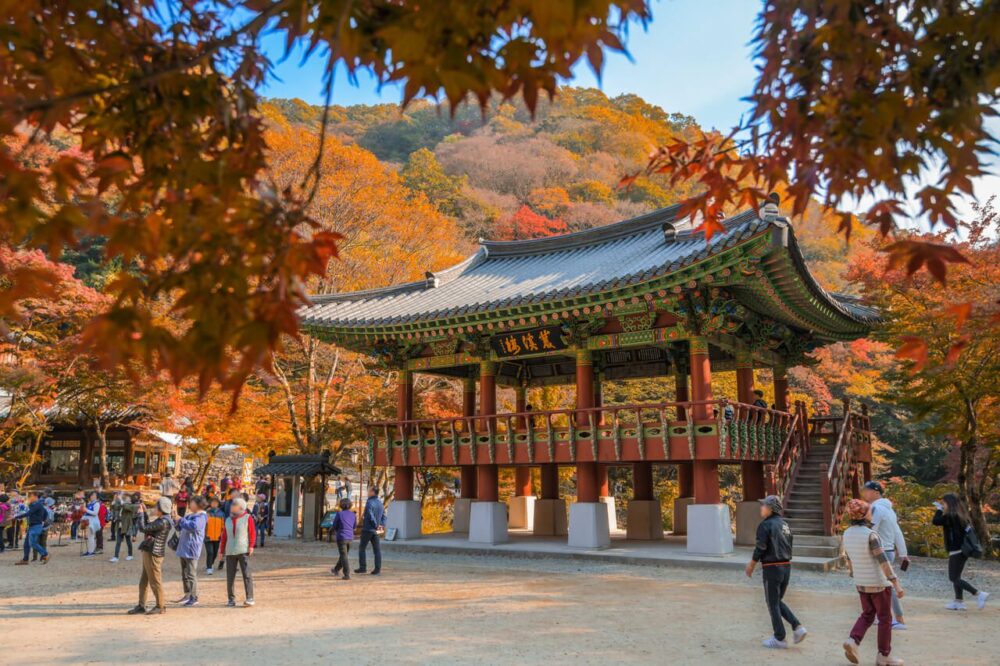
[138,551,164,609]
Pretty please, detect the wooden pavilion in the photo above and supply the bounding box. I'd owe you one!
[299,199,878,553]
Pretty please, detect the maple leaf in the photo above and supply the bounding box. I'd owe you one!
[882,240,970,283]
[895,336,929,372]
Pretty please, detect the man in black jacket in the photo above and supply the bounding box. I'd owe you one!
[745,495,807,649]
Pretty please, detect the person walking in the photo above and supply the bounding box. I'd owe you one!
[745,495,806,649]
[159,473,179,500]
[129,497,172,615]
[82,491,101,557]
[175,485,190,517]
[36,497,55,559]
[933,492,989,611]
[355,486,386,576]
[174,495,207,607]
[860,481,910,629]
[15,490,50,565]
[330,498,356,580]
[0,494,10,554]
[204,496,225,575]
[111,492,141,562]
[219,497,256,607]
[842,499,906,666]
[7,491,25,549]
[252,494,269,548]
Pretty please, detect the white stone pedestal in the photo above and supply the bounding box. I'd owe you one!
[626,500,664,540]
[453,498,472,533]
[599,496,619,532]
[386,499,422,541]
[568,502,611,549]
[508,495,536,530]
[735,501,760,546]
[672,496,694,535]
[469,501,509,544]
[686,503,734,555]
[532,498,568,536]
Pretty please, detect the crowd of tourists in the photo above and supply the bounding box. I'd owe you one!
[746,481,990,665]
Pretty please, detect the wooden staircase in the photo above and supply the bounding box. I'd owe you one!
[769,400,874,562]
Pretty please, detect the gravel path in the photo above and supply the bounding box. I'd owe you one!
[2,540,997,665]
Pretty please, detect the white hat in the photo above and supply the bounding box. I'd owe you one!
[233,497,247,512]
[157,497,173,514]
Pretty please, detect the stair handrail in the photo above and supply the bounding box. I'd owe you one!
[772,400,808,505]
[823,398,859,535]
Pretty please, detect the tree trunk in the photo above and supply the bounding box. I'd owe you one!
[96,423,111,488]
[959,398,992,556]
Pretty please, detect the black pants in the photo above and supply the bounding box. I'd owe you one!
[358,531,381,572]
[948,553,979,600]
[333,539,351,577]
[6,522,21,548]
[225,554,254,602]
[115,533,133,558]
[762,564,800,641]
[95,526,103,551]
[204,539,220,569]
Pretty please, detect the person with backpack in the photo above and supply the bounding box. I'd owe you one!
[15,490,50,565]
[932,492,990,611]
[745,495,807,649]
[35,497,55,559]
[111,493,142,563]
[355,486,386,576]
[330,498,356,580]
[173,495,207,607]
[128,497,172,615]
[219,497,256,607]
[82,491,101,557]
[204,496,225,575]
[842,499,906,666]
[252,494,269,548]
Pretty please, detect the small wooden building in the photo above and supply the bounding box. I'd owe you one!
[254,451,341,540]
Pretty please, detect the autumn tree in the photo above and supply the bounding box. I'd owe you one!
[496,205,569,240]
[849,200,1000,552]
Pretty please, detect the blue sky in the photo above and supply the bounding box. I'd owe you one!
[260,0,996,220]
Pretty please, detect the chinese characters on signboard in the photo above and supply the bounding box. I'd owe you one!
[490,326,568,358]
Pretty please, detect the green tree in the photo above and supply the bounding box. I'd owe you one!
[401,148,467,218]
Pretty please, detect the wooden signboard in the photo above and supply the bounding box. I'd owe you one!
[490,325,568,358]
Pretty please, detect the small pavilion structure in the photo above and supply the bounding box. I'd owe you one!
[300,200,878,553]
[254,451,342,540]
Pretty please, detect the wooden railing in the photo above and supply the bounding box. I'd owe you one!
[822,399,871,535]
[364,399,795,466]
[769,401,809,504]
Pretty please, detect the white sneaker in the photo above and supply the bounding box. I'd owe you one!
[206,567,214,575]
[843,638,860,664]
[762,637,787,649]
[876,653,905,665]
[109,557,118,563]
[793,626,808,644]
[892,621,907,630]
[125,555,133,561]
[945,600,967,611]
[977,591,990,610]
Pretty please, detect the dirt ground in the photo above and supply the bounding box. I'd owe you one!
[1,540,997,665]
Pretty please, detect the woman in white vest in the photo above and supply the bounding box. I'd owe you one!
[219,497,256,607]
[842,499,906,666]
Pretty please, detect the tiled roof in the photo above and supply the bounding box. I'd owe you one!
[300,205,878,332]
[254,454,342,477]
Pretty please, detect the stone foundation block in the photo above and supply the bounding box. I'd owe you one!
[672,496,694,535]
[452,497,472,533]
[532,498,568,536]
[626,499,664,540]
[508,495,536,530]
[469,501,509,545]
[686,503,734,556]
[386,500,422,541]
[568,502,611,549]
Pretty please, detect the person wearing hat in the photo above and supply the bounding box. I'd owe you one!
[129,497,173,615]
[842,498,906,666]
[860,480,909,629]
[745,494,806,649]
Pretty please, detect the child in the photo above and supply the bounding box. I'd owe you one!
[204,496,225,575]
[330,498,356,580]
[842,499,906,666]
[745,495,806,649]
[219,497,256,607]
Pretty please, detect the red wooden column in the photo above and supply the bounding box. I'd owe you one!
[575,349,599,503]
[674,370,693,499]
[477,360,499,502]
[773,365,790,412]
[393,369,414,501]
[688,337,719,504]
[736,349,766,501]
[460,375,477,499]
[540,464,560,499]
[633,462,654,501]
[515,383,532,494]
